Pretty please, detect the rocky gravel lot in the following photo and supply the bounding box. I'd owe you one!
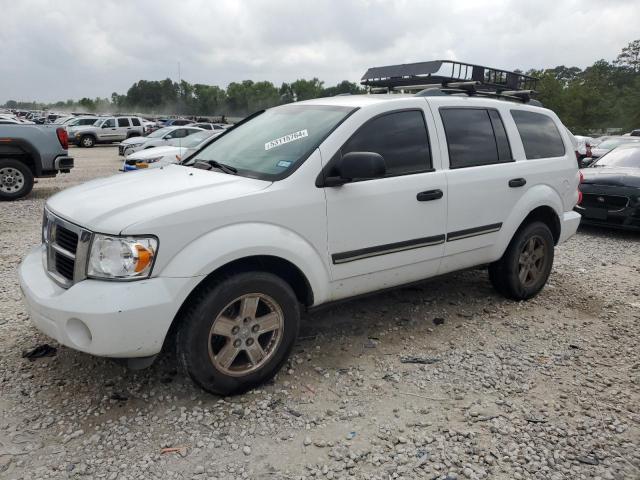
[0,146,639,480]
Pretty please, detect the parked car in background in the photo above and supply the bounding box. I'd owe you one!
[589,136,640,159]
[574,135,594,159]
[190,122,229,131]
[630,129,640,137]
[122,129,220,171]
[0,117,21,125]
[118,126,203,155]
[71,116,145,147]
[0,124,73,200]
[576,144,640,230]
[164,118,193,127]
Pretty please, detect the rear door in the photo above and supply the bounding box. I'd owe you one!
[430,103,526,268]
[115,117,131,140]
[322,105,447,292]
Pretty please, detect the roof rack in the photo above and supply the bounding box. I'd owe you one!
[361,60,540,104]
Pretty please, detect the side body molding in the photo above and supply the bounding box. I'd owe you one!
[159,222,331,306]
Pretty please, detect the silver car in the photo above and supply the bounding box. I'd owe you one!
[118,126,204,156]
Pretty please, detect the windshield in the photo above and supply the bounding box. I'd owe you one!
[593,146,640,168]
[147,127,172,138]
[597,138,640,150]
[186,104,354,180]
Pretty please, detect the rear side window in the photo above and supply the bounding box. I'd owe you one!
[440,108,512,169]
[117,118,130,127]
[131,117,141,126]
[511,110,565,159]
[342,110,432,176]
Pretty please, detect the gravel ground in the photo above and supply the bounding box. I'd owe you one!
[0,146,638,480]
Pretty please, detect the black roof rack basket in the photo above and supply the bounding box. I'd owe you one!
[361,60,538,93]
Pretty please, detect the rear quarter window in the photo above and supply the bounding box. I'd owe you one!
[511,110,565,159]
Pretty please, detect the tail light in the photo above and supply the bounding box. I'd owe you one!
[56,127,68,150]
[586,144,592,157]
[577,170,584,205]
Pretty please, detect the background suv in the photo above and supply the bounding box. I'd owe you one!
[72,116,145,147]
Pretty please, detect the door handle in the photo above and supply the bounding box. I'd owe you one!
[508,178,526,188]
[416,189,443,201]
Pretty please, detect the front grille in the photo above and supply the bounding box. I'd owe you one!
[581,193,629,211]
[53,225,78,254]
[54,252,75,280]
[43,211,91,288]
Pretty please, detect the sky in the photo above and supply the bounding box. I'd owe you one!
[1,0,638,103]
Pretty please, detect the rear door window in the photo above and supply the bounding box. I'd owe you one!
[440,108,512,168]
[341,110,432,176]
[131,117,141,126]
[117,118,130,127]
[511,110,565,159]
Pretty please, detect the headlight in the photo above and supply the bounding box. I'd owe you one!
[88,234,158,280]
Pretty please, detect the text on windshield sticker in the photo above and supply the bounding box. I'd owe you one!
[265,129,308,151]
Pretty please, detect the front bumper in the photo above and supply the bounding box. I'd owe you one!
[19,246,200,358]
[575,185,640,231]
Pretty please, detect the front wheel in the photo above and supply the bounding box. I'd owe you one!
[0,159,34,201]
[177,271,300,395]
[489,221,554,300]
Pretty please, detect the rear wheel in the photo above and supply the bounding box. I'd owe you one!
[489,221,554,300]
[0,159,34,201]
[177,271,300,395]
[80,135,95,148]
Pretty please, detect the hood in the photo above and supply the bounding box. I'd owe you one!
[46,165,271,234]
[127,145,185,160]
[581,167,640,188]
[121,136,148,146]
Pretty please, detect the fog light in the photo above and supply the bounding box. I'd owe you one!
[66,318,92,348]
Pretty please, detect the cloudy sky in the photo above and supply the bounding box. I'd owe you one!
[1,0,638,103]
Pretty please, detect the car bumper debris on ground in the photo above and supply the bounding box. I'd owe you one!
[0,146,638,479]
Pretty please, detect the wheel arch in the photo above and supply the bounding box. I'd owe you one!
[494,185,564,259]
[163,254,314,353]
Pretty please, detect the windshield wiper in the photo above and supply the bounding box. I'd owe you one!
[193,159,237,175]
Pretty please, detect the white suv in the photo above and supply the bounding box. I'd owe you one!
[19,93,581,395]
[72,116,145,147]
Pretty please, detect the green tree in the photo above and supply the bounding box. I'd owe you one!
[614,39,640,73]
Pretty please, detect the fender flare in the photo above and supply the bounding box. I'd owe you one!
[492,184,563,258]
[159,222,331,306]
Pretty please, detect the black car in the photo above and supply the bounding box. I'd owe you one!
[576,144,640,231]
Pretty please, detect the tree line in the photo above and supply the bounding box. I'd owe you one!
[4,39,639,134]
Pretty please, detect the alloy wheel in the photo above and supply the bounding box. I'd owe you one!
[518,235,546,287]
[208,293,284,377]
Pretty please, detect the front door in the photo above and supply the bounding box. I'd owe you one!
[97,118,118,141]
[321,108,447,298]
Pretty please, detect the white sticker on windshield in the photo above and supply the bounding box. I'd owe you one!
[265,129,308,151]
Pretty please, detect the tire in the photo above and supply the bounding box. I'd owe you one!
[80,135,95,148]
[177,271,300,395]
[488,221,554,300]
[0,159,34,201]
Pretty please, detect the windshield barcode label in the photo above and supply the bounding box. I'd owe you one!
[265,129,308,151]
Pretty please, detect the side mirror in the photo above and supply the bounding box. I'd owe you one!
[324,152,386,186]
